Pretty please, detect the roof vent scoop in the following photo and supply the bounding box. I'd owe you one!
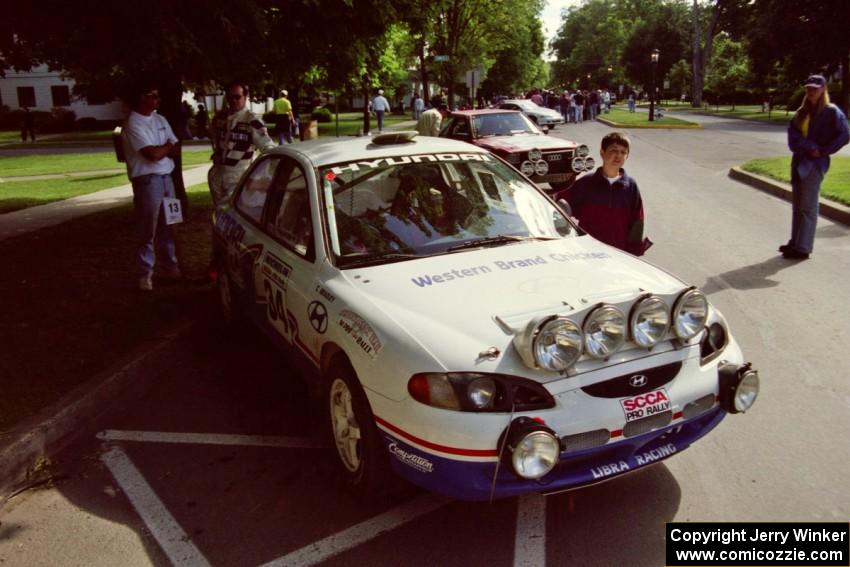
[371,131,419,145]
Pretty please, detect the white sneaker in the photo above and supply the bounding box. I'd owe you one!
[138,276,153,291]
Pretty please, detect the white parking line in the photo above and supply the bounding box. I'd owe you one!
[101,446,212,567]
[513,494,547,567]
[258,494,451,567]
[97,429,327,449]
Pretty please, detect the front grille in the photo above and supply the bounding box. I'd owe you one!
[582,361,682,398]
[623,410,672,438]
[561,428,610,452]
[541,150,572,174]
[683,394,716,419]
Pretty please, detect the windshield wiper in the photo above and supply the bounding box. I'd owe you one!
[446,235,556,253]
[339,252,422,268]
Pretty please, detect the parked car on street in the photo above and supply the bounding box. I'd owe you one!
[498,99,565,129]
[440,109,593,191]
[212,131,759,501]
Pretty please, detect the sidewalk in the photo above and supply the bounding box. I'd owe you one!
[0,164,211,242]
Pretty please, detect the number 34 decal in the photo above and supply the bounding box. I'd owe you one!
[263,278,288,335]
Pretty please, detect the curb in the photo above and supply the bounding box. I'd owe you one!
[0,319,196,502]
[728,166,850,227]
[596,116,702,129]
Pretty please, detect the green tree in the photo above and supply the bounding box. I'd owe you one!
[745,0,850,112]
[704,35,751,109]
[480,1,546,98]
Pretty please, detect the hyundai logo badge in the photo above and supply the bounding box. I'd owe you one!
[629,374,648,388]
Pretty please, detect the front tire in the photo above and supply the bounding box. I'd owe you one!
[326,361,391,491]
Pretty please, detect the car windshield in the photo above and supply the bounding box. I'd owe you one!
[473,113,539,137]
[320,153,573,267]
[511,100,540,111]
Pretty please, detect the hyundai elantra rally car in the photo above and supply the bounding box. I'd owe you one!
[212,131,759,501]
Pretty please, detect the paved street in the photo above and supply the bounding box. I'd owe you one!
[1,117,849,566]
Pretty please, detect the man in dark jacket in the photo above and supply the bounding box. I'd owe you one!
[557,132,650,256]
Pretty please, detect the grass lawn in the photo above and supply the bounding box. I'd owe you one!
[308,112,413,138]
[600,107,699,128]
[0,160,210,214]
[0,149,210,177]
[0,182,215,431]
[740,156,850,206]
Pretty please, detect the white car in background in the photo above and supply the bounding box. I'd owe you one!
[212,131,759,501]
[498,99,565,129]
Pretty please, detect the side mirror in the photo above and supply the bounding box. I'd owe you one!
[556,198,572,217]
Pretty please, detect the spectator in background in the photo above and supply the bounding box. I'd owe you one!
[121,82,181,291]
[781,74,849,259]
[195,104,208,139]
[573,90,584,124]
[273,89,296,144]
[208,81,275,206]
[21,107,36,142]
[412,93,424,120]
[627,90,636,113]
[416,98,448,136]
[371,89,391,132]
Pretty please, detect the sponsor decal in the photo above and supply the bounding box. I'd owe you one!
[260,252,292,291]
[634,443,677,465]
[214,213,246,245]
[338,309,383,359]
[330,153,491,174]
[315,285,336,303]
[388,442,434,473]
[620,388,671,422]
[410,252,611,287]
[307,301,328,334]
[590,460,630,480]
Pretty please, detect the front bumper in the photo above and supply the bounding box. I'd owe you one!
[379,407,724,500]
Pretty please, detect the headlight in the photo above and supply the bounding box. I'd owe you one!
[502,417,560,479]
[571,156,586,172]
[576,144,590,157]
[583,157,596,171]
[468,376,497,409]
[408,373,555,412]
[630,296,669,348]
[673,288,708,340]
[583,305,626,359]
[533,317,582,371]
[534,160,549,176]
[528,148,543,161]
[520,160,535,176]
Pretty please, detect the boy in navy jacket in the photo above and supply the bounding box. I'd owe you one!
[557,132,650,256]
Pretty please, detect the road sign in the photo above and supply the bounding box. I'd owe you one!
[434,55,450,62]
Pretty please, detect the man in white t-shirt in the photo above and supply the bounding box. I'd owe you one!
[122,83,182,291]
[371,89,391,132]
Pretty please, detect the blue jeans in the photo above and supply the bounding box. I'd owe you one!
[131,173,179,278]
[574,105,583,123]
[790,168,823,253]
[375,110,385,131]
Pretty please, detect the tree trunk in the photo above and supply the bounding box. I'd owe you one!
[417,41,430,103]
[691,0,703,107]
[841,49,850,115]
[362,81,371,135]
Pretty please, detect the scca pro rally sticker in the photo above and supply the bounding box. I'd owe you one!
[338,309,383,359]
[620,388,671,422]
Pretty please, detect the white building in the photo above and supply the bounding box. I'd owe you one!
[0,64,124,120]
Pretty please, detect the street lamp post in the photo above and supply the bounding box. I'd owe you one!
[649,48,659,121]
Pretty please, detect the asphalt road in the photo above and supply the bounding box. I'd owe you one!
[1,116,849,566]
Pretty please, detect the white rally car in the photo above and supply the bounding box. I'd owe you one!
[212,131,759,501]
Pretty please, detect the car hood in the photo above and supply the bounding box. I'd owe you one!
[340,237,686,362]
[476,134,576,153]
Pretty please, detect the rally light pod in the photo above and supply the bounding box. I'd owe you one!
[718,361,759,413]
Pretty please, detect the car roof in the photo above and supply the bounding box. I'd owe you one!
[260,132,489,167]
[501,99,535,105]
[450,109,521,117]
